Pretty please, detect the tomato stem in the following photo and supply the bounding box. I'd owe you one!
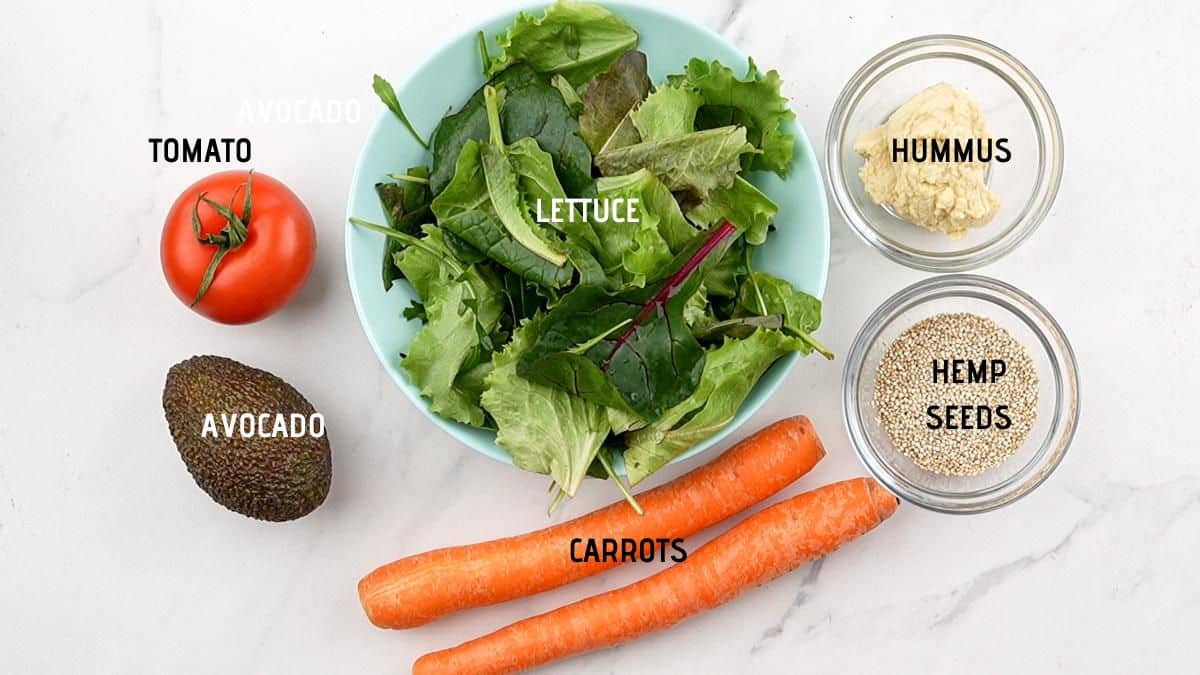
[191,169,253,306]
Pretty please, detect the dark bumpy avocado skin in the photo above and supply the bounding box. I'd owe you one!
[162,355,332,521]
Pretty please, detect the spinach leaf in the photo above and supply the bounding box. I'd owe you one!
[594,126,755,199]
[735,271,832,358]
[517,222,739,420]
[432,100,601,289]
[429,64,594,197]
[441,228,488,265]
[495,68,595,196]
[441,210,573,289]
[488,0,639,87]
[435,93,569,268]
[376,166,433,290]
[579,51,650,155]
[666,58,795,176]
[623,329,806,483]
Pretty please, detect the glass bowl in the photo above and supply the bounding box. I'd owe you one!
[843,275,1079,513]
[826,35,1063,272]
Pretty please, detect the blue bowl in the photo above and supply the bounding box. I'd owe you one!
[345,1,830,469]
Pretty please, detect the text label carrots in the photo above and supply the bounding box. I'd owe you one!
[358,416,825,628]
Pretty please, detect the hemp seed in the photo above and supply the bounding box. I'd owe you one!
[873,313,1039,476]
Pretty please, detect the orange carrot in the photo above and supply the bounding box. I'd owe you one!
[412,477,898,675]
[359,416,826,629]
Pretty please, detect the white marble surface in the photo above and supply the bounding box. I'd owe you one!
[2,0,1198,673]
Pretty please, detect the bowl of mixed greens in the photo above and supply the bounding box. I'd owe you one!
[346,0,830,511]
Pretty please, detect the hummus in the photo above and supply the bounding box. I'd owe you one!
[854,83,1001,237]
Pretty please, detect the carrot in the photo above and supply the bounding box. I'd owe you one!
[359,416,826,629]
[412,477,898,675]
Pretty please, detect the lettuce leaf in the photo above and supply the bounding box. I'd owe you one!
[394,225,466,300]
[398,229,504,427]
[579,51,650,155]
[507,138,601,251]
[488,0,639,87]
[688,176,778,245]
[594,125,755,199]
[623,329,806,483]
[504,136,609,286]
[432,139,571,286]
[593,169,699,287]
[481,316,610,497]
[481,141,570,266]
[630,85,703,142]
[667,58,795,176]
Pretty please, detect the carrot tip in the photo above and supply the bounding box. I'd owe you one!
[864,478,900,521]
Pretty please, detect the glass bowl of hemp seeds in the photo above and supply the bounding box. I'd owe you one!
[843,274,1079,513]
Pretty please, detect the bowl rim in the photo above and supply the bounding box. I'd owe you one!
[824,34,1064,272]
[343,0,830,470]
[842,273,1080,514]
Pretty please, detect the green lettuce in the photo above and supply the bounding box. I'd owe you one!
[593,169,698,286]
[623,329,805,483]
[594,125,755,199]
[504,136,608,286]
[688,176,778,245]
[481,316,610,497]
[488,0,639,86]
[479,86,570,266]
[397,226,504,427]
[630,85,702,142]
[667,58,795,176]
[395,225,466,299]
[507,137,602,251]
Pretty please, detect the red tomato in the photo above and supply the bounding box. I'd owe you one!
[161,170,316,324]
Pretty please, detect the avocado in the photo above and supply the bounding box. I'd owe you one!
[162,355,331,521]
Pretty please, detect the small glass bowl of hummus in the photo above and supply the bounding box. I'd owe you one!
[825,35,1063,272]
